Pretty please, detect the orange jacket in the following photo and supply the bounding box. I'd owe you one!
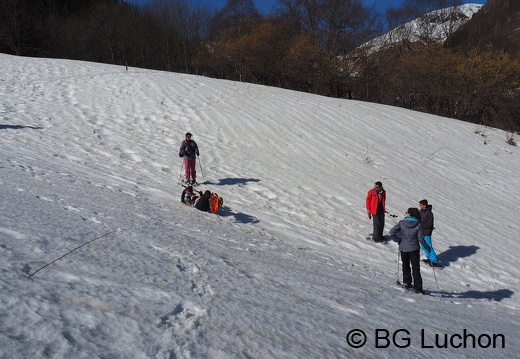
[366,188,386,215]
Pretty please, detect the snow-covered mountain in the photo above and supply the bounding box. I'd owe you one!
[1,53,519,358]
[365,4,483,52]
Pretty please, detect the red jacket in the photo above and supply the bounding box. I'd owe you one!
[366,188,386,215]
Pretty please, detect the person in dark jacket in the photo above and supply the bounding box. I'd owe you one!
[419,199,439,266]
[390,207,431,294]
[194,190,211,212]
[179,132,199,185]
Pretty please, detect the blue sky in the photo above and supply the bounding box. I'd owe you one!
[130,0,486,15]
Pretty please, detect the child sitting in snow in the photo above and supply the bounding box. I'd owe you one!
[181,186,212,212]
[181,186,200,206]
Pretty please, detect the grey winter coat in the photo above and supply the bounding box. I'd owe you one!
[420,205,434,236]
[390,217,431,253]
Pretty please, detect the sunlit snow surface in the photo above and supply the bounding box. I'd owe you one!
[0,53,518,358]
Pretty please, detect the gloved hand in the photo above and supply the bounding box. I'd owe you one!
[368,212,372,219]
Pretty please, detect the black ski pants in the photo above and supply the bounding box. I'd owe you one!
[401,249,423,292]
[372,203,385,240]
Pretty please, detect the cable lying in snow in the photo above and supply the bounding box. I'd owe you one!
[27,229,118,279]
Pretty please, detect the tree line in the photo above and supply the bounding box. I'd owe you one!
[1,0,519,132]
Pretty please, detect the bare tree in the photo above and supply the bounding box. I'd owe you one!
[0,0,28,55]
[208,0,259,81]
[211,0,258,37]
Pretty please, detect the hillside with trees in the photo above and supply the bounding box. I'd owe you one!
[1,0,518,133]
[446,0,520,57]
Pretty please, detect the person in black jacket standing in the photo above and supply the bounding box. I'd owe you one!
[419,199,440,267]
[179,132,199,185]
[390,207,431,294]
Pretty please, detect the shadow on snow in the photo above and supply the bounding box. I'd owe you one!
[206,177,261,186]
[0,124,43,130]
[200,178,261,224]
[436,288,514,302]
[428,245,513,301]
[437,245,480,267]
[218,206,260,225]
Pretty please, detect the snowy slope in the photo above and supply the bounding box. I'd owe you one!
[1,53,519,358]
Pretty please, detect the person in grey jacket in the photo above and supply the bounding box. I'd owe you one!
[390,207,431,294]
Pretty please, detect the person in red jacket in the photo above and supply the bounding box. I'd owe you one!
[366,181,386,241]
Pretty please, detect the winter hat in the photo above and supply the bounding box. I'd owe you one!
[185,132,193,138]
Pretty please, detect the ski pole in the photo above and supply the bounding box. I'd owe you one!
[197,156,205,184]
[178,162,184,184]
[397,248,400,284]
[387,211,399,219]
[431,263,441,298]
